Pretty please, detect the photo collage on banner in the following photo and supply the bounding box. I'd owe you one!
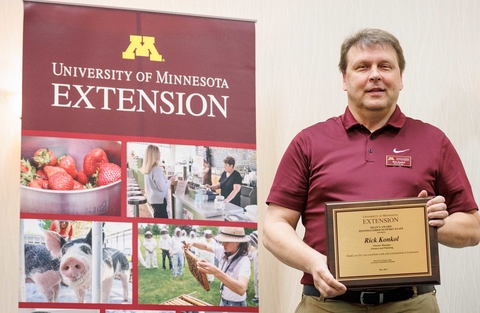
[20,2,257,313]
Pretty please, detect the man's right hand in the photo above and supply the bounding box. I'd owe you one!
[264,204,347,298]
[310,254,347,298]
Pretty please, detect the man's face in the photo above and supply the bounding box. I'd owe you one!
[342,44,403,117]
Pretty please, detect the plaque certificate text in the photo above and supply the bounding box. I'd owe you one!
[325,198,440,288]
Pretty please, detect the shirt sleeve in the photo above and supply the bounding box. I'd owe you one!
[233,171,243,185]
[266,131,311,212]
[437,136,478,213]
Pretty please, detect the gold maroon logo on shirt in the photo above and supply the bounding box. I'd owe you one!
[386,155,412,167]
[122,35,165,62]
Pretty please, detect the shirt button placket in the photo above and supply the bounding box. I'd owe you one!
[366,136,375,162]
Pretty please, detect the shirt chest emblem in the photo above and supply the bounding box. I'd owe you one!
[393,148,410,154]
[386,155,412,167]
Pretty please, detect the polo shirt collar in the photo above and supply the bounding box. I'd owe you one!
[341,104,406,131]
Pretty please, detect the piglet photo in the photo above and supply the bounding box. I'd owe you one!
[43,228,129,303]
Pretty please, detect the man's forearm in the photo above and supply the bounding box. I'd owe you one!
[263,206,325,274]
[438,210,480,248]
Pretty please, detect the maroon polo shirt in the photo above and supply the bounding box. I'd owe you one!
[266,105,478,286]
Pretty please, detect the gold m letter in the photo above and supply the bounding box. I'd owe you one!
[122,35,164,62]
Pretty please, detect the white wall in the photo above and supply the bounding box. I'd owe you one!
[2,1,479,312]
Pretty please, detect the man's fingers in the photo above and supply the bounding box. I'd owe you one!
[418,190,428,198]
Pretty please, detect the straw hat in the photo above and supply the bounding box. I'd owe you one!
[215,227,250,243]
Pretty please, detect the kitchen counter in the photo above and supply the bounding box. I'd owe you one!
[172,193,245,220]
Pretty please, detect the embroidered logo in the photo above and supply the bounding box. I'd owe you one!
[386,155,412,167]
[393,148,410,154]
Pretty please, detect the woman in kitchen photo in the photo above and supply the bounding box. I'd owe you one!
[206,156,242,206]
[142,144,175,218]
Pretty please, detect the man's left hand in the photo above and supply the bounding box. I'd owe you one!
[418,190,449,228]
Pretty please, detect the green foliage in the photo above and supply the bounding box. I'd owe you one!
[39,219,51,230]
[151,224,160,235]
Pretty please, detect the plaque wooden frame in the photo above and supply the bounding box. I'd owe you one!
[325,197,440,288]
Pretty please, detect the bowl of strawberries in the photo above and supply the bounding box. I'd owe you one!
[20,136,122,216]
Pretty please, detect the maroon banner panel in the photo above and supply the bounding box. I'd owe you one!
[23,2,256,145]
[20,2,258,311]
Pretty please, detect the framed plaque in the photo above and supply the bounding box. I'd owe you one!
[325,197,440,288]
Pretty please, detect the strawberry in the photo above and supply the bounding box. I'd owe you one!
[33,148,57,168]
[76,169,90,185]
[83,148,109,177]
[57,155,78,179]
[32,177,49,189]
[21,159,34,175]
[73,180,85,190]
[36,168,48,180]
[48,171,74,190]
[28,179,43,189]
[20,159,37,186]
[43,165,67,178]
[27,176,48,189]
[95,163,121,187]
[33,168,50,189]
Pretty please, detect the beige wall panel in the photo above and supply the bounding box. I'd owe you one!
[0,1,23,312]
[1,1,479,312]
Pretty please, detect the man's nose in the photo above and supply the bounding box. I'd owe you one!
[369,67,381,81]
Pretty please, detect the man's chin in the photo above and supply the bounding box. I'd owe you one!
[363,101,395,112]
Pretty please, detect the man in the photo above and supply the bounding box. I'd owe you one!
[171,227,185,277]
[198,229,217,283]
[263,28,480,312]
[142,231,158,269]
[158,228,173,270]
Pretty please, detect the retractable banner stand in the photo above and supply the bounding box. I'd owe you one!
[20,2,257,312]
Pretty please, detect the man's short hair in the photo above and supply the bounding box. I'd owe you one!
[338,28,406,74]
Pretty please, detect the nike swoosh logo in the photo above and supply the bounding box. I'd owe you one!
[393,148,410,154]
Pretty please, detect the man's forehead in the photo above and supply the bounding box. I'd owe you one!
[347,43,397,60]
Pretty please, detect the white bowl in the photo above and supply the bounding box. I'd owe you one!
[20,136,122,216]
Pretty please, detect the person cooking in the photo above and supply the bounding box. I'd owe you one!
[206,156,242,206]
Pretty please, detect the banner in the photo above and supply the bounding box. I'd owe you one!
[20,2,257,312]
